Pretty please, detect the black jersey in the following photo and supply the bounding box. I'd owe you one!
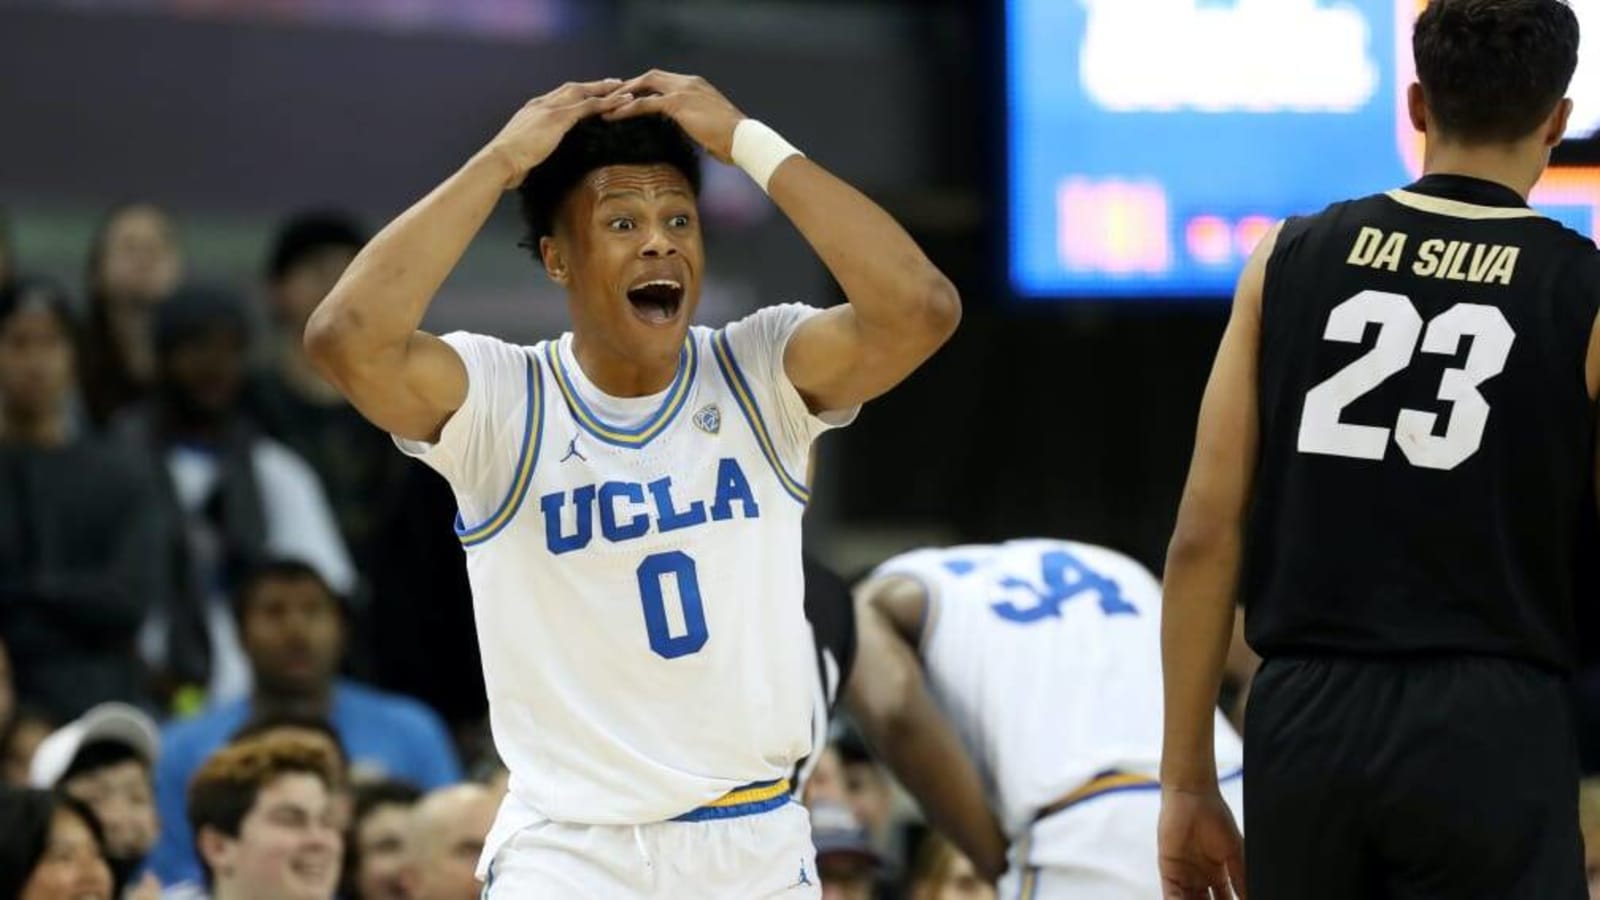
[1245,174,1600,672]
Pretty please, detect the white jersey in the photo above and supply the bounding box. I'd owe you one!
[398,304,853,830]
[866,539,1244,839]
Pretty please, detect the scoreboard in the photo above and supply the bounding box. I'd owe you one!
[1006,0,1600,300]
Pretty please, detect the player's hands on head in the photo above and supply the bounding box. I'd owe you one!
[484,79,634,189]
[603,70,746,164]
[1158,785,1247,900]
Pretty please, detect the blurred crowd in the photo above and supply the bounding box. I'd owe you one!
[0,203,1000,899]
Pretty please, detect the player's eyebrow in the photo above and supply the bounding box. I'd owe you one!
[597,187,692,204]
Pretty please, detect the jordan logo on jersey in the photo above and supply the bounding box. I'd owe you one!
[693,404,721,434]
[539,457,761,554]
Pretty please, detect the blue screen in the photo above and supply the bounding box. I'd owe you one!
[1006,0,1600,300]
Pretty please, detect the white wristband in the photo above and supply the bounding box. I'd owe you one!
[731,119,803,194]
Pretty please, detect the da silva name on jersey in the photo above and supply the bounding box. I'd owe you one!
[539,457,762,554]
[1345,226,1521,285]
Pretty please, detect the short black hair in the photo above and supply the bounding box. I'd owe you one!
[1414,0,1580,143]
[0,789,107,899]
[153,285,250,358]
[231,558,340,625]
[515,114,701,253]
[61,739,149,784]
[0,277,78,346]
[265,211,367,282]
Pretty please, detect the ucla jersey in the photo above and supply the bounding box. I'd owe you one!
[398,305,852,832]
[867,540,1243,839]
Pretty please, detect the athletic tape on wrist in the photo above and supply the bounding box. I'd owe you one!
[731,120,803,194]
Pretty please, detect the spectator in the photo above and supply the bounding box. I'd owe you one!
[0,209,14,290]
[150,561,460,886]
[0,278,170,719]
[247,212,401,571]
[341,780,420,900]
[81,203,183,428]
[2,708,55,786]
[1583,778,1600,899]
[804,744,849,809]
[812,800,882,900]
[0,788,115,900]
[28,703,161,897]
[0,635,16,735]
[231,711,353,833]
[180,733,342,900]
[116,286,354,703]
[398,784,498,900]
[908,835,995,900]
[837,731,898,856]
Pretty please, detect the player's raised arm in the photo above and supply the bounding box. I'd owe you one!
[845,577,1010,883]
[1157,223,1279,900]
[603,70,960,414]
[304,80,633,442]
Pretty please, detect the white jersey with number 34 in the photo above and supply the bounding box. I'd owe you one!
[868,539,1244,839]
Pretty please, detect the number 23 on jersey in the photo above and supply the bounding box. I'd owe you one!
[1297,289,1516,471]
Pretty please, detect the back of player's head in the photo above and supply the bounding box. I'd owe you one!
[1413,0,1579,143]
[515,114,702,251]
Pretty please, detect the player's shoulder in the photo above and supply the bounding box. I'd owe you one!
[438,330,546,374]
[716,303,826,346]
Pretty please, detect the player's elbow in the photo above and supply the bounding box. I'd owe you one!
[910,273,962,347]
[1165,517,1239,573]
[303,301,366,384]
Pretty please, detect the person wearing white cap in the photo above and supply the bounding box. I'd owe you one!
[31,702,163,899]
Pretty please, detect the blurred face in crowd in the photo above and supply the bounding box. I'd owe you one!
[162,325,247,421]
[272,246,358,335]
[3,714,54,786]
[19,808,114,900]
[0,638,14,733]
[804,746,848,809]
[818,853,875,900]
[843,758,894,841]
[351,802,411,900]
[201,773,341,900]
[241,575,345,698]
[401,785,498,900]
[93,205,181,308]
[0,299,74,424]
[912,848,995,900]
[61,760,159,863]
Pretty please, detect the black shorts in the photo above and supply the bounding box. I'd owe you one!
[1244,654,1584,900]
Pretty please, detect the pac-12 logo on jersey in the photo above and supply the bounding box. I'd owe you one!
[693,404,722,435]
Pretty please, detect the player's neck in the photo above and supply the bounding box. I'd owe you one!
[569,332,680,398]
[1421,140,1546,201]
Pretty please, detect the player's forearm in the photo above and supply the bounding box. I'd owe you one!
[852,691,1010,881]
[766,158,961,342]
[305,150,509,367]
[1159,527,1241,791]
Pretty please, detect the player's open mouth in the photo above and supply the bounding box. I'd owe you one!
[626,279,684,326]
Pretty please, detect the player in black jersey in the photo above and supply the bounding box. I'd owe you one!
[1158,2,1596,898]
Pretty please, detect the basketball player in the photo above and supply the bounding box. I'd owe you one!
[847,539,1243,898]
[1159,2,1596,897]
[304,72,959,897]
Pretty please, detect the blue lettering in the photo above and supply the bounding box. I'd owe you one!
[648,477,708,532]
[709,458,760,521]
[600,482,650,542]
[541,485,595,554]
[991,550,1138,623]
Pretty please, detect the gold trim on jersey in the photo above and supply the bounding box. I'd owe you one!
[1385,189,1543,221]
